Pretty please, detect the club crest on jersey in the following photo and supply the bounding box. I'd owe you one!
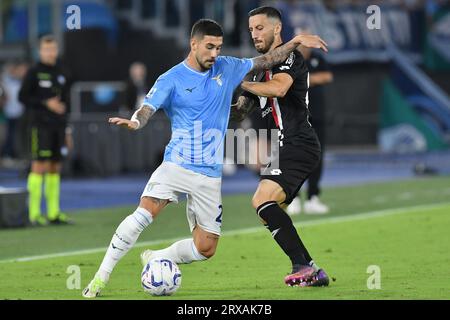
[212,74,223,86]
[57,75,66,85]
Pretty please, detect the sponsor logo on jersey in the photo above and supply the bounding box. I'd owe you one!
[261,106,273,118]
[57,75,66,85]
[285,52,295,67]
[39,80,52,88]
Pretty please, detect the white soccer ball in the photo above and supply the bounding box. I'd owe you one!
[141,258,182,296]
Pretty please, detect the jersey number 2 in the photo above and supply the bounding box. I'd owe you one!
[216,205,223,224]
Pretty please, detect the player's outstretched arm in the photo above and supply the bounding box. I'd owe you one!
[230,95,258,122]
[108,105,155,130]
[251,34,328,72]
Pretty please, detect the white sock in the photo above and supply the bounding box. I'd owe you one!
[309,260,320,272]
[153,238,207,264]
[98,207,153,281]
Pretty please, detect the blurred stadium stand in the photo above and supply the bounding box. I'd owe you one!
[0,0,449,177]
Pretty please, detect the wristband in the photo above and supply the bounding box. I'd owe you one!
[131,116,141,130]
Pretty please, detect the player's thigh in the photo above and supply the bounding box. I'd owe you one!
[140,162,185,217]
[186,176,223,238]
[31,125,53,161]
[252,179,286,209]
[48,161,62,173]
[31,160,51,174]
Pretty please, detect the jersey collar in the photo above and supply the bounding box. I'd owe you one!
[182,61,210,76]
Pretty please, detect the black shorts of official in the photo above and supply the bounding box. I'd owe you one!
[30,125,66,161]
[260,141,321,205]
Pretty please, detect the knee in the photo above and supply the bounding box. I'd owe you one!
[196,242,216,259]
[252,192,266,210]
[139,197,167,218]
[31,162,46,175]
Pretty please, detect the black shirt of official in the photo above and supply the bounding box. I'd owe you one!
[306,51,330,124]
[19,62,70,126]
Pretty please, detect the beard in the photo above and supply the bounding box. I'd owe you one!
[254,34,275,54]
[195,54,215,71]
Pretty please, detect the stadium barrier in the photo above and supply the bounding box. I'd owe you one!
[0,187,28,228]
[68,112,171,176]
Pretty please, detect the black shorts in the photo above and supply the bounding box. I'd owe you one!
[31,124,66,161]
[260,141,321,205]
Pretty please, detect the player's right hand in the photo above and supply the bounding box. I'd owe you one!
[45,97,66,115]
[108,117,139,130]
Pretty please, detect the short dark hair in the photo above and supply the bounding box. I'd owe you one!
[191,19,223,39]
[248,6,282,22]
[39,35,57,47]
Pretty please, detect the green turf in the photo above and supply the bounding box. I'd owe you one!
[1,176,450,299]
[1,176,450,260]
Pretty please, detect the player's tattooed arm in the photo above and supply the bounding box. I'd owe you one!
[131,104,155,129]
[108,104,155,130]
[230,95,257,122]
[250,34,328,72]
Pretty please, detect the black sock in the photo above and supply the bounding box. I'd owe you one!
[257,201,313,271]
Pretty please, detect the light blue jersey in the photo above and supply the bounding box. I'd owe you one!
[142,56,254,177]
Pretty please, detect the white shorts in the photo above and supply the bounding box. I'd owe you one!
[141,161,223,235]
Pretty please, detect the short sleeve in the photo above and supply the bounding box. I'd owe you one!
[142,75,173,111]
[272,51,305,81]
[221,56,254,88]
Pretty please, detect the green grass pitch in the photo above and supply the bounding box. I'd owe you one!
[1,176,449,299]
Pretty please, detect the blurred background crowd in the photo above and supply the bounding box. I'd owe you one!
[0,0,449,177]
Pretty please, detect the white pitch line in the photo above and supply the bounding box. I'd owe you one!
[1,201,449,264]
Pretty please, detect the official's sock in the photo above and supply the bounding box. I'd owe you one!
[27,173,43,221]
[45,173,60,220]
[98,207,153,282]
[152,239,207,264]
[257,201,313,270]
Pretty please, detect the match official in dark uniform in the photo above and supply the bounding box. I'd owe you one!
[19,35,72,226]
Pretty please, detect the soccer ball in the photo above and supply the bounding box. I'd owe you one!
[141,258,182,296]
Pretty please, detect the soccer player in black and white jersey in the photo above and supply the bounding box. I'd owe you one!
[231,6,330,287]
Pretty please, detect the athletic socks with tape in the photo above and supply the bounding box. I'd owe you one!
[98,207,153,281]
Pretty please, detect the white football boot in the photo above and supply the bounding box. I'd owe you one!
[304,196,329,215]
[286,197,302,216]
[82,272,108,298]
[140,249,155,267]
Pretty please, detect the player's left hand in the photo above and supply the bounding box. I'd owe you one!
[108,117,139,130]
[294,34,328,52]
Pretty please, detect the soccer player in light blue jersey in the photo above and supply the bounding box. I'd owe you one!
[83,19,327,298]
